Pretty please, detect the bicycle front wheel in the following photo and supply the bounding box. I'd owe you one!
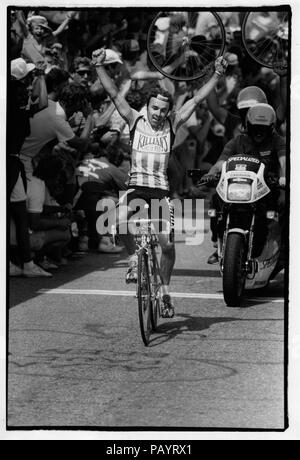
[150,245,161,331]
[242,11,289,68]
[138,250,152,346]
[147,11,226,81]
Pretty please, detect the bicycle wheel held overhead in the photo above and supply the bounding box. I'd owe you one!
[138,250,152,346]
[242,11,289,68]
[147,11,226,81]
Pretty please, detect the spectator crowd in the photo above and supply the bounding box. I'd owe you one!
[9,9,287,277]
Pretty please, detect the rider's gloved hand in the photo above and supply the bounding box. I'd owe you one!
[214,56,228,77]
[200,173,218,185]
[200,173,213,182]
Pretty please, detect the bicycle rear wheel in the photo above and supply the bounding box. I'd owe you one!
[242,11,289,68]
[138,249,152,346]
[147,11,226,81]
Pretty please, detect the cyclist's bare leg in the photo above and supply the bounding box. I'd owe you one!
[115,204,138,283]
[157,233,176,285]
[157,233,176,318]
[116,204,136,256]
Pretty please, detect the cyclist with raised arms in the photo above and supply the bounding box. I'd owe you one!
[92,47,228,318]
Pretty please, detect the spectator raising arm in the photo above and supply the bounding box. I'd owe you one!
[206,87,228,125]
[274,61,288,124]
[63,100,95,153]
[30,61,48,113]
[14,10,29,38]
[52,11,77,37]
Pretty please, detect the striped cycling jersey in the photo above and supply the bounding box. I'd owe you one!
[129,111,175,191]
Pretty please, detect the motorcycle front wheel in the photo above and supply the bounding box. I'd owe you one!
[223,233,247,307]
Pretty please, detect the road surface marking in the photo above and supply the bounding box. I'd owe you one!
[38,288,284,303]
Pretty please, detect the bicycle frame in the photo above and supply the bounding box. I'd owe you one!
[112,216,169,303]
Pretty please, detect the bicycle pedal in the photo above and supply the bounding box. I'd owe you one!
[126,277,137,284]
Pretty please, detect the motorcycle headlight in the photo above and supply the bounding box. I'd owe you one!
[227,182,252,201]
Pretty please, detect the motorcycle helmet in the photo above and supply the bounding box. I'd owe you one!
[237,86,268,110]
[246,103,276,143]
[236,86,268,127]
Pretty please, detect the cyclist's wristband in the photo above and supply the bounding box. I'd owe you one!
[214,70,223,77]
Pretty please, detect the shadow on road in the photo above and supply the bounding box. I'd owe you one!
[8,251,129,308]
[173,268,221,278]
[150,313,283,347]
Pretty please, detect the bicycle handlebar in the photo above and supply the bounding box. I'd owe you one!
[111,219,171,236]
[196,175,220,187]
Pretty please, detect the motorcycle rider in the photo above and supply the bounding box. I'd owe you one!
[206,86,284,264]
[203,103,286,271]
[207,103,285,185]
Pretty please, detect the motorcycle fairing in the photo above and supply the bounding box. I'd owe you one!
[225,156,261,173]
[217,158,270,204]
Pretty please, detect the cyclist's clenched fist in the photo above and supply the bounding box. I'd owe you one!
[214,56,228,76]
[92,48,107,67]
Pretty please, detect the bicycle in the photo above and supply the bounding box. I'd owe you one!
[147,10,289,81]
[242,11,289,69]
[112,212,171,346]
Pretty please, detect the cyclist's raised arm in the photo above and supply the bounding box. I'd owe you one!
[275,134,286,184]
[92,48,135,129]
[173,57,228,130]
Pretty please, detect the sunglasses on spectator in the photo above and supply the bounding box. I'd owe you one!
[76,69,91,76]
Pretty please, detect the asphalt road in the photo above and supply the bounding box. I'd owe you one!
[7,211,286,430]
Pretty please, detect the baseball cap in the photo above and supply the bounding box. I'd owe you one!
[103,49,123,65]
[11,58,35,80]
[237,86,267,110]
[247,103,276,126]
[27,15,53,33]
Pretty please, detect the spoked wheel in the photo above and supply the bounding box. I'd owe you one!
[223,233,247,307]
[147,11,226,81]
[242,11,289,68]
[150,246,161,331]
[138,250,152,346]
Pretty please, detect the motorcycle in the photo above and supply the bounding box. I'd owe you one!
[188,154,283,307]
